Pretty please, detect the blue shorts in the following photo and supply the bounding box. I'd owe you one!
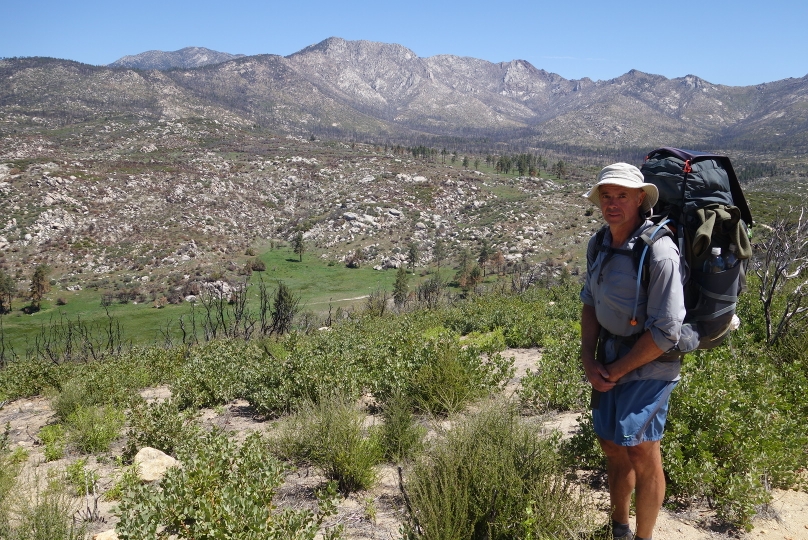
[592,379,678,446]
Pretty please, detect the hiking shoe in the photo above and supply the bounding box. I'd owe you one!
[591,521,634,540]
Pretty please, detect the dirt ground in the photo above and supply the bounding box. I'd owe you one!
[2,348,808,539]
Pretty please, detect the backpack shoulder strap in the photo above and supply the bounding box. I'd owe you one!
[587,225,609,270]
[629,218,675,325]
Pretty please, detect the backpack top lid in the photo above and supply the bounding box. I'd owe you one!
[643,147,753,226]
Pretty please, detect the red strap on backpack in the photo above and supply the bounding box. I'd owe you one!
[683,160,692,173]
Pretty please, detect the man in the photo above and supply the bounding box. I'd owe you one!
[580,163,685,540]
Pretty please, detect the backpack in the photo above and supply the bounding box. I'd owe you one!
[588,147,754,354]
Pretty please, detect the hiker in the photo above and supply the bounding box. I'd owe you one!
[580,163,685,540]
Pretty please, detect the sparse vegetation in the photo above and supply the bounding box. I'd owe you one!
[1,84,807,537]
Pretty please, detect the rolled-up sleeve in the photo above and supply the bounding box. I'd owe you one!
[644,243,686,352]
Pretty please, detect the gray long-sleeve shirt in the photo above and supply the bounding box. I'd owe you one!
[581,220,686,383]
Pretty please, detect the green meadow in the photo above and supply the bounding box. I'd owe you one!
[0,246,419,353]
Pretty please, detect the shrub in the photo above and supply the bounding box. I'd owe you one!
[0,472,86,540]
[243,332,366,416]
[519,324,588,413]
[65,405,125,454]
[404,329,513,415]
[51,378,91,421]
[102,465,140,502]
[377,391,425,463]
[172,339,264,409]
[38,424,66,462]
[0,357,66,400]
[662,343,808,530]
[561,413,606,471]
[273,394,383,494]
[115,430,341,539]
[122,397,198,462]
[64,458,99,496]
[403,401,595,539]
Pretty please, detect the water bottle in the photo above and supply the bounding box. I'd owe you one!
[704,247,725,273]
[724,243,738,268]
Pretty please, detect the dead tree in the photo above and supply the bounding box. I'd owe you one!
[755,207,808,345]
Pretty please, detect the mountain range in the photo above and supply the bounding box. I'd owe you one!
[2,37,807,156]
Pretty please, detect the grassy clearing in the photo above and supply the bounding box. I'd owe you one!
[0,245,405,352]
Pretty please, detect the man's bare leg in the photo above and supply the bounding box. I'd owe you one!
[627,440,665,539]
[598,438,636,529]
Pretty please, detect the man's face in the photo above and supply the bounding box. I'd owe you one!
[598,184,645,229]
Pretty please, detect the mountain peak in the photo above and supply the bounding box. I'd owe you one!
[108,47,245,70]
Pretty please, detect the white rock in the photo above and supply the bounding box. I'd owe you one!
[134,447,178,482]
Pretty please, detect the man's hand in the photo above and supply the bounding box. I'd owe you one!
[583,357,617,392]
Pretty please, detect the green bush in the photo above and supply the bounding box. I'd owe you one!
[65,405,124,454]
[122,397,198,462]
[0,445,22,535]
[0,357,69,401]
[561,413,606,471]
[403,401,595,539]
[519,324,588,413]
[64,458,99,496]
[115,429,342,539]
[273,394,383,494]
[38,424,66,462]
[102,465,140,502]
[0,346,184,404]
[405,329,513,415]
[662,343,808,530]
[172,339,263,409]
[51,378,91,422]
[378,391,425,463]
[244,330,367,416]
[0,473,86,540]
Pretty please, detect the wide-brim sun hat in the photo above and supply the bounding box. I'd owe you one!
[585,162,659,214]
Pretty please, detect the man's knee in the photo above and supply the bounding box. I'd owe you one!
[598,437,628,459]
[625,441,662,470]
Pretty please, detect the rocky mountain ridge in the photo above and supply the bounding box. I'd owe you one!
[3,37,807,154]
[108,46,245,70]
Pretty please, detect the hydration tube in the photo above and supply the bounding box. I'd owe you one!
[629,219,671,326]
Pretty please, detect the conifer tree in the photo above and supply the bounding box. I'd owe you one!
[393,265,409,308]
[29,264,50,312]
[0,270,15,314]
[293,232,305,262]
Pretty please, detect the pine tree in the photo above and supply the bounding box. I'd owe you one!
[293,231,305,262]
[29,264,50,312]
[393,265,409,308]
[433,238,446,270]
[0,270,15,314]
[478,240,491,277]
[407,241,419,272]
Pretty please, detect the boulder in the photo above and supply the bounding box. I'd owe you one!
[134,447,178,482]
[93,530,119,540]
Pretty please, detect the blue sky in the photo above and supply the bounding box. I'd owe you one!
[2,0,806,87]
